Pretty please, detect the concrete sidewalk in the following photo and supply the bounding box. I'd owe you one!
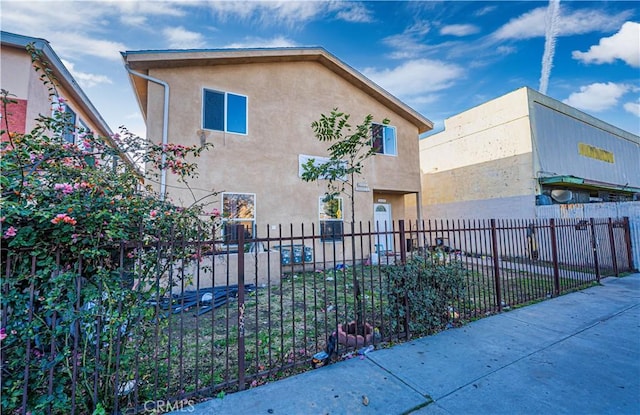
[180,274,640,415]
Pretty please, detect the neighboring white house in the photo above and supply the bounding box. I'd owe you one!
[0,31,135,169]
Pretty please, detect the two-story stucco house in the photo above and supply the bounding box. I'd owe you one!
[122,47,432,252]
[0,32,122,157]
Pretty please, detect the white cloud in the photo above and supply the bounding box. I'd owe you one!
[559,9,634,36]
[492,7,547,39]
[440,24,480,37]
[224,36,298,49]
[562,82,631,112]
[208,1,330,27]
[1,1,128,60]
[163,26,206,49]
[120,15,147,26]
[623,100,640,117]
[1,1,104,34]
[572,21,640,67]
[206,1,368,27]
[53,33,127,61]
[61,59,112,88]
[492,6,633,40]
[383,21,431,59]
[329,1,374,23]
[474,6,497,17]
[111,0,187,19]
[363,59,464,99]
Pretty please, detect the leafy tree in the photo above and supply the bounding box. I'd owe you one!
[0,44,217,413]
[301,109,389,336]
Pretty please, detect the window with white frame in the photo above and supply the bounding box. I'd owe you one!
[298,154,347,180]
[319,197,343,242]
[203,89,247,134]
[371,123,397,156]
[222,192,255,243]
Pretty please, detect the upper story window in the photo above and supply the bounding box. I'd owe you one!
[52,97,77,144]
[371,123,397,156]
[203,89,247,134]
[62,106,77,144]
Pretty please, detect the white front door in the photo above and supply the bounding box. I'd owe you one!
[374,203,393,253]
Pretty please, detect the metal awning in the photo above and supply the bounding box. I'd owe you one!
[539,176,640,194]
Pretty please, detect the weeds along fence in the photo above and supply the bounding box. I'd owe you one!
[2,217,634,414]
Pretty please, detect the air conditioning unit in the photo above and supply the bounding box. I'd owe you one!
[551,189,572,203]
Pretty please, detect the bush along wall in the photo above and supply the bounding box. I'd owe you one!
[0,44,218,414]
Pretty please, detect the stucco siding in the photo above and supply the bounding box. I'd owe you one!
[145,59,422,231]
[420,88,534,211]
[422,195,535,220]
[1,46,31,98]
[423,153,533,205]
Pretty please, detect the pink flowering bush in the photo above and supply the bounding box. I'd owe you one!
[1,44,217,414]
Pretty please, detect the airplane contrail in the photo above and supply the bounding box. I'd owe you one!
[539,0,560,95]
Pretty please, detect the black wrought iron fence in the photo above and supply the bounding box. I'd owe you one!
[2,217,634,414]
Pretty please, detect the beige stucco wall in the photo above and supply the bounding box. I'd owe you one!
[419,87,536,219]
[144,60,422,236]
[1,46,31,98]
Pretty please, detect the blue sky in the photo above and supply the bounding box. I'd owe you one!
[2,1,639,138]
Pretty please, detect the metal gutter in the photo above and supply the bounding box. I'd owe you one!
[122,62,169,200]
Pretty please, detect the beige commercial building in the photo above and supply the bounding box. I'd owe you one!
[418,87,640,220]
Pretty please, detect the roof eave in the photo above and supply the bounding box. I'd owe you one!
[121,48,433,134]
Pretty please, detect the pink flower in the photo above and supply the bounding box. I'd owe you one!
[73,182,91,190]
[54,183,74,195]
[211,208,220,217]
[149,210,158,219]
[0,328,6,341]
[3,226,17,238]
[51,214,77,226]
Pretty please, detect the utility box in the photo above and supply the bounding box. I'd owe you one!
[274,244,313,265]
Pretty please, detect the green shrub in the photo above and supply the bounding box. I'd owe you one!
[382,255,466,337]
[1,44,217,414]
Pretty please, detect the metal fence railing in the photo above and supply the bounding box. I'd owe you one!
[2,217,634,414]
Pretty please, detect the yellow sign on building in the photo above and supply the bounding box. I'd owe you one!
[578,143,614,163]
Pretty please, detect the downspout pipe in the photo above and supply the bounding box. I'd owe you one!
[124,64,169,200]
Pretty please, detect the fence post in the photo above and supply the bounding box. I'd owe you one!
[623,216,634,271]
[398,220,410,339]
[607,218,619,277]
[549,219,560,296]
[236,224,246,391]
[589,218,601,283]
[399,220,407,265]
[490,219,502,312]
[23,258,36,415]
